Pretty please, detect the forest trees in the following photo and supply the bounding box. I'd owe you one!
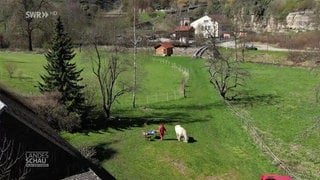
[0,0,12,33]
[11,0,52,51]
[39,17,87,116]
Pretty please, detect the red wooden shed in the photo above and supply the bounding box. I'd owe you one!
[154,42,174,56]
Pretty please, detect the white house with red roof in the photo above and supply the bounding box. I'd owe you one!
[190,15,219,38]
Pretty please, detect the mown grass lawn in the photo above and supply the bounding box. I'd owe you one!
[62,56,279,179]
[2,50,319,179]
[0,51,46,94]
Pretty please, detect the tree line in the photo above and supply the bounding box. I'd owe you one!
[0,0,130,51]
[1,0,319,51]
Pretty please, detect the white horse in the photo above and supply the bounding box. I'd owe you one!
[175,125,188,143]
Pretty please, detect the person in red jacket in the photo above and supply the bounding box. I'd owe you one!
[158,123,166,140]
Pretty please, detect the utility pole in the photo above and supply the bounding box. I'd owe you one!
[132,0,137,108]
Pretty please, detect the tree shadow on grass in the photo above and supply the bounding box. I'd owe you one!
[1,60,28,63]
[229,92,282,107]
[81,97,224,132]
[83,107,210,132]
[106,115,207,131]
[151,101,225,111]
[93,142,117,163]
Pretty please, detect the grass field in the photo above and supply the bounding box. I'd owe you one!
[233,63,320,179]
[62,56,279,179]
[1,50,319,179]
[0,51,46,94]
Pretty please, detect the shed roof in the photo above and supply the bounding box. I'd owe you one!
[174,26,194,32]
[154,42,174,49]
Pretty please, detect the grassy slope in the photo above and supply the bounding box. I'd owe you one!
[1,51,295,179]
[235,63,320,179]
[63,56,279,179]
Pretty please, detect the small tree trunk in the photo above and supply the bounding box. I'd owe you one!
[26,18,33,51]
[220,91,226,99]
[104,104,110,119]
[27,29,33,51]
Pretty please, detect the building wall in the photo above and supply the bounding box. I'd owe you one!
[155,47,173,56]
[191,16,219,38]
[155,46,165,56]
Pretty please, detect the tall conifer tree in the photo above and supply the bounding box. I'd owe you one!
[39,16,86,114]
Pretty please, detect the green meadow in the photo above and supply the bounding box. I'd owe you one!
[0,50,319,179]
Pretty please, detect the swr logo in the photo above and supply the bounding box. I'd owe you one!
[25,11,49,19]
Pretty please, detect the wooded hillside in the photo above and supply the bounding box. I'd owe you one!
[0,0,319,50]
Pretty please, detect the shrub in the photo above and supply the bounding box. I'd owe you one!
[29,92,82,132]
[287,51,319,65]
[287,51,308,64]
[4,63,18,78]
[50,106,81,132]
[78,144,98,164]
[248,32,320,50]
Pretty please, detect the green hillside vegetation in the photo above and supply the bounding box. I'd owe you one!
[1,50,320,178]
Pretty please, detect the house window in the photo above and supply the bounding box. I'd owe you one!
[204,20,208,23]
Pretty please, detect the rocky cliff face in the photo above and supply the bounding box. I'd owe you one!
[286,10,318,30]
[249,10,319,33]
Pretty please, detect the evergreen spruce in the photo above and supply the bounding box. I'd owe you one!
[39,16,86,115]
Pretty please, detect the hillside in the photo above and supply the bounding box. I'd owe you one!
[1,0,320,50]
[53,0,320,35]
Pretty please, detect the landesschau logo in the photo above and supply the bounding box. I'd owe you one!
[25,11,57,19]
[25,151,49,167]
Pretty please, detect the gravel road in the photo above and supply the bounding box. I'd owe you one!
[217,41,290,51]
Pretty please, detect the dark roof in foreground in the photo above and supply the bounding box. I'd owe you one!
[0,84,115,180]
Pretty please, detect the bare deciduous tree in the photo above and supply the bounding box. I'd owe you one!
[10,0,52,51]
[208,56,247,99]
[205,34,249,100]
[0,135,30,179]
[92,44,132,118]
[132,0,137,108]
[4,63,18,78]
[0,0,12,32]
[57,0,90,48]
